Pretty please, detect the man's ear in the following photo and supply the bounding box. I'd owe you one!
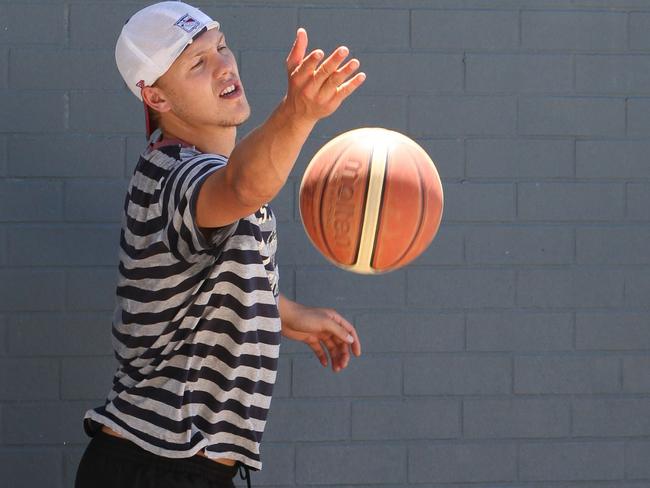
[141,85,171,114]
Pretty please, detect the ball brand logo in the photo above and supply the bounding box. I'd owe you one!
[332,159,362,247]
[174,13,201,33]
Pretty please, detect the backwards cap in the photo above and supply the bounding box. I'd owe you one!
[115,1,220,138]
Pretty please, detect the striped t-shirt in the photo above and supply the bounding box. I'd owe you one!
[83,133,281,471]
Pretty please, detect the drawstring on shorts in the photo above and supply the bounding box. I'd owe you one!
[237,461,251,488]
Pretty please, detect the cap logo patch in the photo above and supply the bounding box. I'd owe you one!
[174,13,201,33]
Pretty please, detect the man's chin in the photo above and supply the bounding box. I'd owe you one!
[218,107,251,128]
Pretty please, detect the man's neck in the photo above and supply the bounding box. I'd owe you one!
[160,119,236,157]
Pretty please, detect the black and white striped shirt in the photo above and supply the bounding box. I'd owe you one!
[84,135,281,471]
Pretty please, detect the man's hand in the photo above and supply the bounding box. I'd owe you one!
[283,28,366,124]
[279,294,362,373]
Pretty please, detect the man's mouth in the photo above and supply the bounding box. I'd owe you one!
[219,83,240,98]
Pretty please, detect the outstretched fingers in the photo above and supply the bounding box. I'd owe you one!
[333,71,366,101]
[286,28,309,75]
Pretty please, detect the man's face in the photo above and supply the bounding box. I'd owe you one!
[155,27,250,129]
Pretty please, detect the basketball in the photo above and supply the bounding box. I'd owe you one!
[299,127,444,274]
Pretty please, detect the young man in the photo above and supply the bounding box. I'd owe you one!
[74,2,365,488]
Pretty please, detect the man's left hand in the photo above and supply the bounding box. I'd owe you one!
[278,294,361,373]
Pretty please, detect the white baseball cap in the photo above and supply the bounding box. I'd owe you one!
[115,1,220,137]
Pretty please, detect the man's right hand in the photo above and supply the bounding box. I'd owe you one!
[283,28,366,125]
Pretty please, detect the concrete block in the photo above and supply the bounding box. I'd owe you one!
[297,443,406,485]
[239,50,287,93]
[466,225,574,264]
[577,55,650,94]
[577,312,650,350]
[69,91,143,134]
[2,400,96,444]
[0,449,62,488]
[10,48,119,90]
[517,268,624,308]
[442,183,515,222]
[263,398,349,442]
[0,4,65,44]
[625,269,650,307]
[63,447,85,488]
[408,442,517,483]
[295,267,406,308]
[0,92,65,132]
[409,224,464,265]
[125,135,149,176]
[623,356,650,393]
[519,441,624,481]
[467,139,574,178]
[0,48,6,89]
[518,182,625,221]
[0,135,6,176]
[519,97,625,137]
[61,356,116,400]
[514,355,620,394]
[6,311,113,356]
[253,443,294,486]
[8,225,120,266]
[8,135,125,178]
[0,358,59,401]
[0,269,65,311]
[205,6,297,50]
[358,53,462,95]
[464,398,570,438]
[467,312,573,351]
[300,8,409,52]
[0,313,6,355]
[269,180,293,223]
[467,54,572,93]
[626,441,650,479]
[65,179,127,222]
[0,179,63,222]
[356,312,464,353]
[276,222,333,267]
[408,268,515,308]
[577,226,650,264]
[351,398,459,440]
[577,140,650,178]
[573,398,650,436]
[417,139,464,180]
[627,183,650,221]
[69,3,137,48]
[314,95,408,138]
[412,10,518,50]
[404,355,511,395]
[66,267,119,311]
[410,96,517,137]
[627,98,650,137]
[630,12,650,50]
[292,356,401,397]
[522,10,626,51]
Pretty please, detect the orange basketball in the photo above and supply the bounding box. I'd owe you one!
[299,127,444,274]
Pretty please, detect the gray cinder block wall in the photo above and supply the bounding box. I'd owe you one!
[1,0,650,487]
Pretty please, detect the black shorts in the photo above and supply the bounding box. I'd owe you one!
[74,429,250,488]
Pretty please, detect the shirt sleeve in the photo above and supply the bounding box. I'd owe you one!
[160,156,238,263]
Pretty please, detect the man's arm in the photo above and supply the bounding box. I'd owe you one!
[195,28,365,229]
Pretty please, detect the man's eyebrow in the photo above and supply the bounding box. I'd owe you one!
[187,32,225,59]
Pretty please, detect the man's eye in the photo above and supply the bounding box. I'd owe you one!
[218,45,227,51]
[192,59,203,69]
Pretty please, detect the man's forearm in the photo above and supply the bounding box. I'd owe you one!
[278,292,306,330]
[226,100,316,206]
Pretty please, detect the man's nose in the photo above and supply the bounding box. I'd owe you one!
[211,54,234,78]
